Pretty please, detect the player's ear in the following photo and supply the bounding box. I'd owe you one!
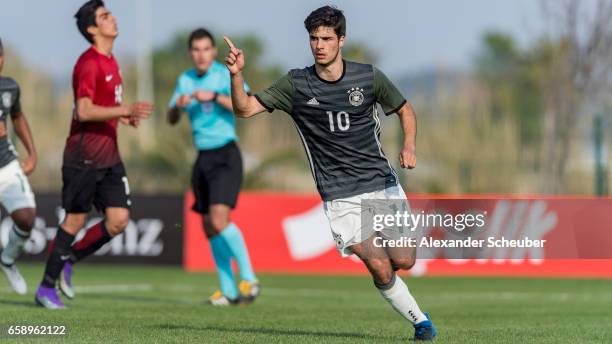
[87,25,99,39]
[338,35,346,49]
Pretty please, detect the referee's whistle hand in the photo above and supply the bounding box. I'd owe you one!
[176,95,192,108]
[192,90,216,103]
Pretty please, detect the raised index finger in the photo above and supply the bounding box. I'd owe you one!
[223,36,236,51]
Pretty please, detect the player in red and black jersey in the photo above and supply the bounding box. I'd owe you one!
[35,0,153,309]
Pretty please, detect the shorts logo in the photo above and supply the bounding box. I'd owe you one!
[347,87,364,107]
[1,92,12,108]
[332,232,344,249]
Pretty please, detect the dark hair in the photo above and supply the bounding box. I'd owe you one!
[304,6,346,37]
[188,28,215,49]
[75,0,105,44]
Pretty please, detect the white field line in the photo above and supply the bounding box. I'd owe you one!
[0,284,153,294]
[261,288,612,302]
[74,284,154,294]
[1,283,610,302]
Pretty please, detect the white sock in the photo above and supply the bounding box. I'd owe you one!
[1,225,30,266]
[376,273,427,325]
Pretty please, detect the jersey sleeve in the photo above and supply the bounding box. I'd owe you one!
[10,83,22,115]
[254,73,294,114]
[374,67,407,115]
[76,59,99,100]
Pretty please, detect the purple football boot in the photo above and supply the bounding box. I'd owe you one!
[59,262,75,299]
[35,284,65,309]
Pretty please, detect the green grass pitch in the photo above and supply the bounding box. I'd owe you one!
[0,264,610,343]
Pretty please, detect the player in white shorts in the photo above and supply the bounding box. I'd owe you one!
[0,37,38,295]
[224,6,436,340]
[324,184,412,258]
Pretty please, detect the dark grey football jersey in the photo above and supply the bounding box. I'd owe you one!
[256,60,407,201]
[0,76,21,168]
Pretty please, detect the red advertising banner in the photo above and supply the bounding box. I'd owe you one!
[183,192,612,278]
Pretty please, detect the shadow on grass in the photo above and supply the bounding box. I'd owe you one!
[83,293,195,305]
[151,323,400,341]
[0,298,37,308]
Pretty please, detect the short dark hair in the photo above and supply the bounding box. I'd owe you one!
[188,28,215,49]
[75,0,105,44]
[304,6,346,38]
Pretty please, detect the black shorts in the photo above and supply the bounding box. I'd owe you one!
[192,141,243,214]
[62,162,131,213]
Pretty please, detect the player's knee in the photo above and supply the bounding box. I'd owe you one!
[106,216,129,236]
[14,218,35,232]
[202,220,216,238]
[392,258,416,271]
[209,215,229,233]
[62,218,87,235]
[12,209,36,232]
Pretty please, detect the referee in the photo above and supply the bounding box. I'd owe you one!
[167,28,259,306]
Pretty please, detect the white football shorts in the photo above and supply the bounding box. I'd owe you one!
[0,160,36,214]
[323,184,411,257]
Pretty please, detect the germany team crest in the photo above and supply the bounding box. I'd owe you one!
[1,92,11,109]
[347,87,364,106]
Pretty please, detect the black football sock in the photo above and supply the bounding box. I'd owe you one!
[41,227,75,288]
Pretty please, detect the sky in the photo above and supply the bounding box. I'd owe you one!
[0,0,545,80]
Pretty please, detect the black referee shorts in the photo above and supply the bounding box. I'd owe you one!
[191,141,243,214]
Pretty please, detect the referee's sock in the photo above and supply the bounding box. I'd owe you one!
[209,233,239,299]
[41,227,75,287]
[218,223,257,282]
[69,221,112,263]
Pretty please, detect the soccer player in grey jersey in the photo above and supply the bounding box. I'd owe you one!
[223,6,436,341]
[0,37,38,295]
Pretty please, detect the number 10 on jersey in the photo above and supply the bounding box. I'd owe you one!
[327,111,350,132]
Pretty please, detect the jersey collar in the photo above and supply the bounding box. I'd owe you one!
[192,61,220,79]
[313,59,346,84]
[90,45,114,59]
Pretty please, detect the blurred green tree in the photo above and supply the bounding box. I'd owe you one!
[475,32,543,153]
[343,42,377,64]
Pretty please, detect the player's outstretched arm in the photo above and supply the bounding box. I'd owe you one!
[76,97,153,123]
[223,36,266,118]
[10,111,37,175]
[397,102,417,169]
